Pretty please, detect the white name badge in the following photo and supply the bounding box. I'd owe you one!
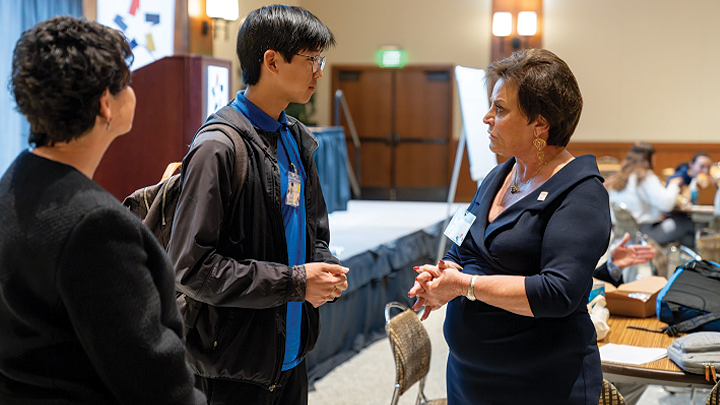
[444,206,476,246]
[286,171,301,207]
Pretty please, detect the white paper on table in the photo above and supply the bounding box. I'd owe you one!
[599,343,668,365]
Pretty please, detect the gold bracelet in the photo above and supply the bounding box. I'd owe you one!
[466,275,478,301]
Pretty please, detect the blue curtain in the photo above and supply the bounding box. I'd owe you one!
[0,0,82,174]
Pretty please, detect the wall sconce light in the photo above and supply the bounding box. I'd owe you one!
[517,11,537,49]
[492,10,537,56]
[517,11,537,36]
[204,0,239,39]
[492,12,512,55]
[492,12,512,37]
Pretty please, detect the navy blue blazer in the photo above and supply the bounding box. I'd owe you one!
[443,155,612,405]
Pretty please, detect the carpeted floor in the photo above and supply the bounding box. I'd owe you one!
[308,305,713,405]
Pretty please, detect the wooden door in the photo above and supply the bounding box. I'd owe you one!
[394,68,452,200]
[332,65,453,201]
[333,68,393,192]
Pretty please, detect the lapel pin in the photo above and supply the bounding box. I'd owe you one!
[537,191,548,202]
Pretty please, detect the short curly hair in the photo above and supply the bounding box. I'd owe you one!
[10,16,133,147]
[485,49,582,147]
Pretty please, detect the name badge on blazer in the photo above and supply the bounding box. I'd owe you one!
[444,206,476,246]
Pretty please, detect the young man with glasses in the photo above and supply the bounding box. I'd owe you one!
[167,5,348,404]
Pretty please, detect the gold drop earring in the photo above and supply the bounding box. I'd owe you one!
[533,137,546,163]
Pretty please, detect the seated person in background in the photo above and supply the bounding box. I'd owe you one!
[669,152,716,205]
[594,232,656,287]
[0,16,205,404]
[667,151,714,187]
[606,142,694,247]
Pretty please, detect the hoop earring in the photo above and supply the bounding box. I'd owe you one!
[533,137,546,163]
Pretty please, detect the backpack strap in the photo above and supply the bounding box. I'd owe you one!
[182,108,250,332]
[191,122,248,225]
[665,311,720,337]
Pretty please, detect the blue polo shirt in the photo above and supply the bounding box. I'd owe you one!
[231,91,307,371]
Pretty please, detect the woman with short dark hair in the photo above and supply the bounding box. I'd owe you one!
[0,16,205,404]
[409,49,611,404]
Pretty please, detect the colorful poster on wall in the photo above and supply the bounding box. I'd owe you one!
[97,0,176,70]
[207,65,229,118]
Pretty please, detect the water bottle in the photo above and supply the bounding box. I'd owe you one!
[690,177,699,205]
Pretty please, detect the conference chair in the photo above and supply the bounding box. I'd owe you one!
[599,379,626,405]
[610,203,642,242]
[384,302,446,405]
[597,156,621,179]
[643,236,669,278]
[597,155,620,164]
[697,228,720,263]
[709,216,720,232]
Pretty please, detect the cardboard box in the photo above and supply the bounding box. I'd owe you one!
[603,276,667,318]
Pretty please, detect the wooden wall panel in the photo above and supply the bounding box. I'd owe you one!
[491,0,543,62]
[565,141,720,179]
[188,0,212,56]
[452,141,720,202]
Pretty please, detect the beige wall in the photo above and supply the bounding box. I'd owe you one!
[303,0,492,136]
[544,0,720,143]
[211,0,303,98]
[214,0,491,140]
[215,0,720,144]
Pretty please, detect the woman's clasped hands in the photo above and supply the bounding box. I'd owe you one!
[407,260,466,320]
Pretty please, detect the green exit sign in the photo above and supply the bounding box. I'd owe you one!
[376,49,407,68]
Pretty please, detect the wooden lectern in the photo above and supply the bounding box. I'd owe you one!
[94,54,232,200]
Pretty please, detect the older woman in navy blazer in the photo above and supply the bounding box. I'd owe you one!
[409,49,611,405]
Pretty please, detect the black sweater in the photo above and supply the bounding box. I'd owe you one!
[0,151,205,404]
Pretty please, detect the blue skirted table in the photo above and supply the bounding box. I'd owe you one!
[310,126,351,214]
[305,201,463,385]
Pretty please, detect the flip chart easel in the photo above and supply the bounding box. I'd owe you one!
[437,66,497,260]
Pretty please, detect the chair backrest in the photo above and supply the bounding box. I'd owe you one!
[697,229,720,263]
[597,156,621,179]
[643,235,669,278]
[597,155,620,164]
[599,379,626,405]
[707,379,720,405]
[611,203,641,240]
[385,302,432,404]
[710,216,720,233]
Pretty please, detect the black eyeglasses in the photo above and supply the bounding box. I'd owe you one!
[296,53,326,73]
